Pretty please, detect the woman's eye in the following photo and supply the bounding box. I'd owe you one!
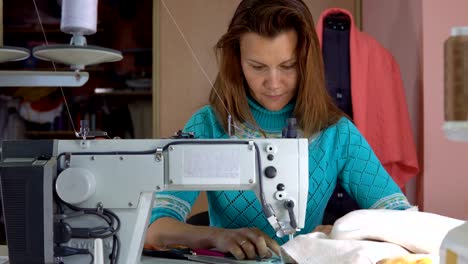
[251,65,265,70]
[281,64,296,70]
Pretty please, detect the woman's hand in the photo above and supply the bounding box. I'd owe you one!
[212,227,280,260]
[146,218,280,260]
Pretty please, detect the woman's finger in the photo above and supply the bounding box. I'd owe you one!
[239,239,257,259]
[228,243,246,260]
[247,228,278,258]
[265,237,281,257]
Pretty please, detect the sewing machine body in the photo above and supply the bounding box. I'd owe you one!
[0,138,308,264]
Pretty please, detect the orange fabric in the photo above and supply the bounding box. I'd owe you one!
[316,8,419,188]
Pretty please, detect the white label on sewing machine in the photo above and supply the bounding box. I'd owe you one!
[182,148,241,184]
[167,143,257,190]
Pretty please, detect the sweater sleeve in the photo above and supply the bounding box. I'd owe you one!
[335,118,411,210]
[150,106,225,224]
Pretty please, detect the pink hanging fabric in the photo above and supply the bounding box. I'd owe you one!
[316,8,419,188]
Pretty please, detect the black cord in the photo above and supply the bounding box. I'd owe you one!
[57,139,248,169]
[54,246,93,262]
[161,139,249,150]
[89,251,94,264]
[58,201,121,262]
[110,235,117,264]
[63,202,120,231]
[110,234,120,264]
[56,148,157,171]
[253,142,272,218]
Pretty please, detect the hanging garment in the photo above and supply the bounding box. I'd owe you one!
[321,11,360,225]
[316,8,419,188]
[322,13,353,118]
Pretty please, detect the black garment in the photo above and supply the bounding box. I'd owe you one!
[322,14,360,225]
[322,26,353,119]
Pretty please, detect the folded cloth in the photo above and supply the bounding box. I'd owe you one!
[281,232,410,264]
[330,209,465,253]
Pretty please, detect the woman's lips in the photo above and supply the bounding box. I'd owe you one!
[265,94,283,100]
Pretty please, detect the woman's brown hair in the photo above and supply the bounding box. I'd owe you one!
[210,0,343,137]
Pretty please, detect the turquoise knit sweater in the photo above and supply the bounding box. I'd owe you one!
[151,98,410,245]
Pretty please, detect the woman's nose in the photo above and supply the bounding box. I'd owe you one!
[266,70,281,90]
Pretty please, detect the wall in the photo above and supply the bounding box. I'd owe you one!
[421,0,468,219]
[361,0,422,205]
[362,0,468,219]
[156,0,239,138]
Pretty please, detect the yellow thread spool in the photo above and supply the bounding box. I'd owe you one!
[446,249,458,264]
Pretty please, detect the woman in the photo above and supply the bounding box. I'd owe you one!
[145,0,411,260]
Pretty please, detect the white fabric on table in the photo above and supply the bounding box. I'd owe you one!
[281,209,464,264]
[331,209,465,253]
[281,232,410,264]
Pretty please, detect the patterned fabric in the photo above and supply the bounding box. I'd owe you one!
[369,193,413,210]
[150,97,411,245]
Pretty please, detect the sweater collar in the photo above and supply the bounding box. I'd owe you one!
[247,96,295,132]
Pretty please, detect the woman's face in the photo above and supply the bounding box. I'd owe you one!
[240,30,298,111]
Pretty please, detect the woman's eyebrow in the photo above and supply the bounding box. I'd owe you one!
[247,58,296,65]
[246,59,267,65]
[280,58,297,64]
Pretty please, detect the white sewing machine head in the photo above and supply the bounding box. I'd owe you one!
[0,138,308,263]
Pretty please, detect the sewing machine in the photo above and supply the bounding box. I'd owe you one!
[0,137,308,264]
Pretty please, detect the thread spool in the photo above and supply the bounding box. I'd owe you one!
[60,0,98,36]
[443,26,468,141]
[32,0,122,69]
